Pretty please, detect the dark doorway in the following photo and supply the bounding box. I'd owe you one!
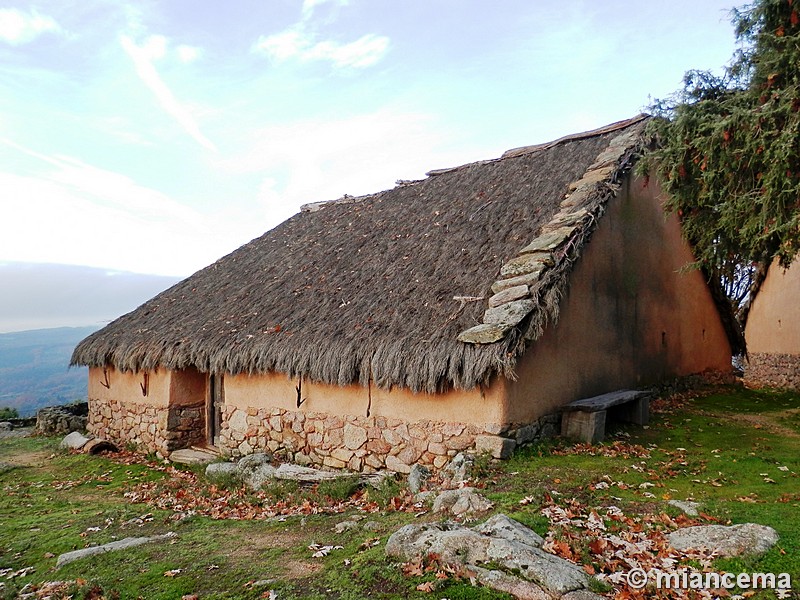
[208,374,224,447]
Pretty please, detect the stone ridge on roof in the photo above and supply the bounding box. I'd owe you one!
[458,119,649,344]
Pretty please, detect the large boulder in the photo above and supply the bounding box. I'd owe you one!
[470,567,552,600]
[474,513,545,547]
[235,456,386,491]
[668,523,779,557]
[386,521,491,564]
[245,464,278,491]
[235,452,273,475]
[274,463,346,482]
[386,514,593,597]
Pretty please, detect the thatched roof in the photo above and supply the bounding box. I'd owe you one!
[72,115,650,393]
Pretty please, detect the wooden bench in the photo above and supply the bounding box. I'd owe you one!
[560,389,652,444]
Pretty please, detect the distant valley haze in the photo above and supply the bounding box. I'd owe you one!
[0,261,180,416]
[0,261,180,333]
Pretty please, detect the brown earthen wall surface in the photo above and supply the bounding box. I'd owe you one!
[506,175,732,423]
[88,366,171,408]
[223,372,507,426]
[745,259,800,354]
[742,260,799,389]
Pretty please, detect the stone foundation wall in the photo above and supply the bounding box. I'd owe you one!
[168,404,206,449]
[35,402,89,435]
[219,404,559,472]
[88,395,560,469]
[744,353,800,390]
[88,397,205,456]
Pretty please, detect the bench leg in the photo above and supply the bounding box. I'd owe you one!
[614,398,650,425]
[561,410,606,444]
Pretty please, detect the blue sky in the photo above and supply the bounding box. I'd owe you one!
[1,0,738,277]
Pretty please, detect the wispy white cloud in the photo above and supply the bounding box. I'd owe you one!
[255,30,388,69]
[301,0,349,21]
[120,34,217,151]
[139,33,167,60]
[256,29,306,62]
[215,108,482,229]
[306,34,388,68]
[0,139,239,276]
[0,8,61,45]
[254,0,388,70]
[176,44,202,63]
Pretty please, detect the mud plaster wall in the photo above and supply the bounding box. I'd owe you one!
[87,366,206,455]
[505,174,733,424]
[745,259,800,354]
[222,371,506,424]
[743,260,800,389]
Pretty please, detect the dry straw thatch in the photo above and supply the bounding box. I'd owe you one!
[72,117,648,393]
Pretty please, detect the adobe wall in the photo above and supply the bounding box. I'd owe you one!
[744,259,800,389]
[218,372,525,472]
[87,366,206,455]
[506,174,733,423]
[86,364,538,469]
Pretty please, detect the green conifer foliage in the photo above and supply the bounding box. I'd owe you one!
[642,0,800,285]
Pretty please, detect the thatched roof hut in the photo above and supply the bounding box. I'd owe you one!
[73,115,737,464]
[72,116,651,393]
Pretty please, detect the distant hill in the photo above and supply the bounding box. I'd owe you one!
[0,326,99,417]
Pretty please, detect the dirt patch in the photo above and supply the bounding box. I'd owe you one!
[2,449,52,467]
[0,428,54,467]
[220,526,325,579]
[283,559,323,579]
[239,526,304,554]
[721,409,800,439]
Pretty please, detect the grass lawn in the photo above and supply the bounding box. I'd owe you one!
[0,384,798,599]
